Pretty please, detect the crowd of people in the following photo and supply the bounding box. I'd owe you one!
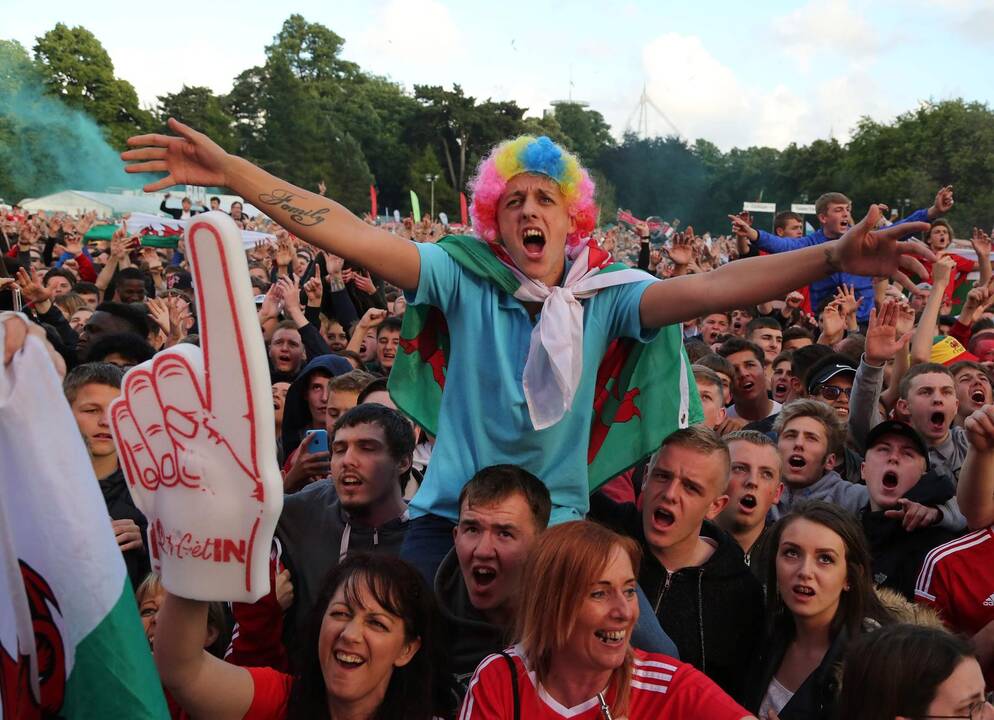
[4,120,994,720]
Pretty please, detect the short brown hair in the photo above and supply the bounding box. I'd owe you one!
[773,399,846,456]
[717,337,765,366]
[691,365,723,395]
[898,363,954,400]
[329,369,377,394]
[515,521,641,718]
[457,464,551,532]
[815,192,851,217]
[696,353,734,380]
[651,426,731,493]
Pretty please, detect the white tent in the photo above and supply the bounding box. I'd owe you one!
[21,189,262,218]
[19,190,161,217]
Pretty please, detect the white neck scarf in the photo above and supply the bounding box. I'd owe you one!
[495,241,651,430]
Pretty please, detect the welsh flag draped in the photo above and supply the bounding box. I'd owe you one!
[389,234,702,493]
[0,321,168,718]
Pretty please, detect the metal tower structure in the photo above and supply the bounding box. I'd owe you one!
[626,84,683,139]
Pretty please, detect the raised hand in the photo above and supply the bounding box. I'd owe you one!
[351,270,377,295]
[865,300,912,365]
[141,246,163,271]
[931,185,955,216]
[146,297,171,335]
[303,275,323,306]
[122,118,232,193]
[274,236,294,269]
[666,231,694,266]
[895,300,916,338]
[820,301,846,339]
[965,405,994,453]
[727,213,757,241]
[358,306,387,330]
[834,284,861,318]
[932,254,957,288]
[15,266,51,305]
[832,204,933,290]
[971,227,992,259]
[109,213,282,602]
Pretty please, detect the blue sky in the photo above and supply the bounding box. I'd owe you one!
[7,0,993,149]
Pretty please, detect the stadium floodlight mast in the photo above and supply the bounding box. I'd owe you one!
[424,174,439,219]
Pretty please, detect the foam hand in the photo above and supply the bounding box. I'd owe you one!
[110,212,282,602]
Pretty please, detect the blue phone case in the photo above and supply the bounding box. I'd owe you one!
[305,429,328,454]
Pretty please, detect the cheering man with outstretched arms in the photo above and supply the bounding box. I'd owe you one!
[123,119,934,579]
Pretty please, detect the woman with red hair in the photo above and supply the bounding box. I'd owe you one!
[459,521,754,719]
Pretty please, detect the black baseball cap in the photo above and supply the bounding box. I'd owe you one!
[806,361,857,394]
[865,420,930,470]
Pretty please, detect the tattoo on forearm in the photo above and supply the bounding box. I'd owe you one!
[258,189,329,227]
[824,245,842,273]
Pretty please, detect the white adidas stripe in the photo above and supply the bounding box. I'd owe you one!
[915,528,993,598]
[634,668,674,682]
[632,680,670,694]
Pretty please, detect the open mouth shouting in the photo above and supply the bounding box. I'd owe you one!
[971,386,988,405]
[522,227,546,259]
[881,470,899,490]
[773,380,790,401]
[470,565,498,589]
[787,455,807,472]
[927,411,947,434]
[651,507,677,535]
[739,493,758,513]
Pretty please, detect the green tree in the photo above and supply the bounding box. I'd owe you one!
[552,101,615,165]
[157,86,237,153]
[408,146,457,218]
[32,23,151,147]
[409,84,526,192]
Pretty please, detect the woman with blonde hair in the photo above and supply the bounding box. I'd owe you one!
[460,520,753,719]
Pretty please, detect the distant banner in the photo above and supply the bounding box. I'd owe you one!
[459,192,469,227]
[791,203,817,215]
[370,185,378,219]
[616,210,674,238]
[410,191,422,222]
[124,212,276,250]
[743,201,776,213]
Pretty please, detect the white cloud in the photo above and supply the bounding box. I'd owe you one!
[634,31,898,150]
[349,0,464,85]
[770,0,879,72]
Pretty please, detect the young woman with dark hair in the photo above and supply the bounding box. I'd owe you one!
[153,553,453,720]
[745,501,894,720]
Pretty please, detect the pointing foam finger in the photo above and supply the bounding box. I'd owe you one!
[184,213,276,473]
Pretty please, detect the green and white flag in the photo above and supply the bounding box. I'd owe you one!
[0,317,168,718]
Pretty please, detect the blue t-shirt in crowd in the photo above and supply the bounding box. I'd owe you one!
[406,242,658,524]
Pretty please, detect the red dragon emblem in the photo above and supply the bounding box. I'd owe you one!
[0,560,67,719]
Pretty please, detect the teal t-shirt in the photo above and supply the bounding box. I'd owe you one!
[406,242,658,524]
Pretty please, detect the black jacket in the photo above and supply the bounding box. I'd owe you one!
[745,623,872,720]
[159,199,201,220]
[860,469,961,600]
[589,494,764,702]
[99,467,150,590]
[276,479,408,648]
[434,548,508,697]
[640,521,764,703]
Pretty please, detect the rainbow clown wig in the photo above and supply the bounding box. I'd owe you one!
[468,135,597,246]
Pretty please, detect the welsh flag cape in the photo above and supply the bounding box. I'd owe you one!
[0,321,168,718]
[388,234,703,493]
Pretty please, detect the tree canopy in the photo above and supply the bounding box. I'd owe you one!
[3,16,994,233]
